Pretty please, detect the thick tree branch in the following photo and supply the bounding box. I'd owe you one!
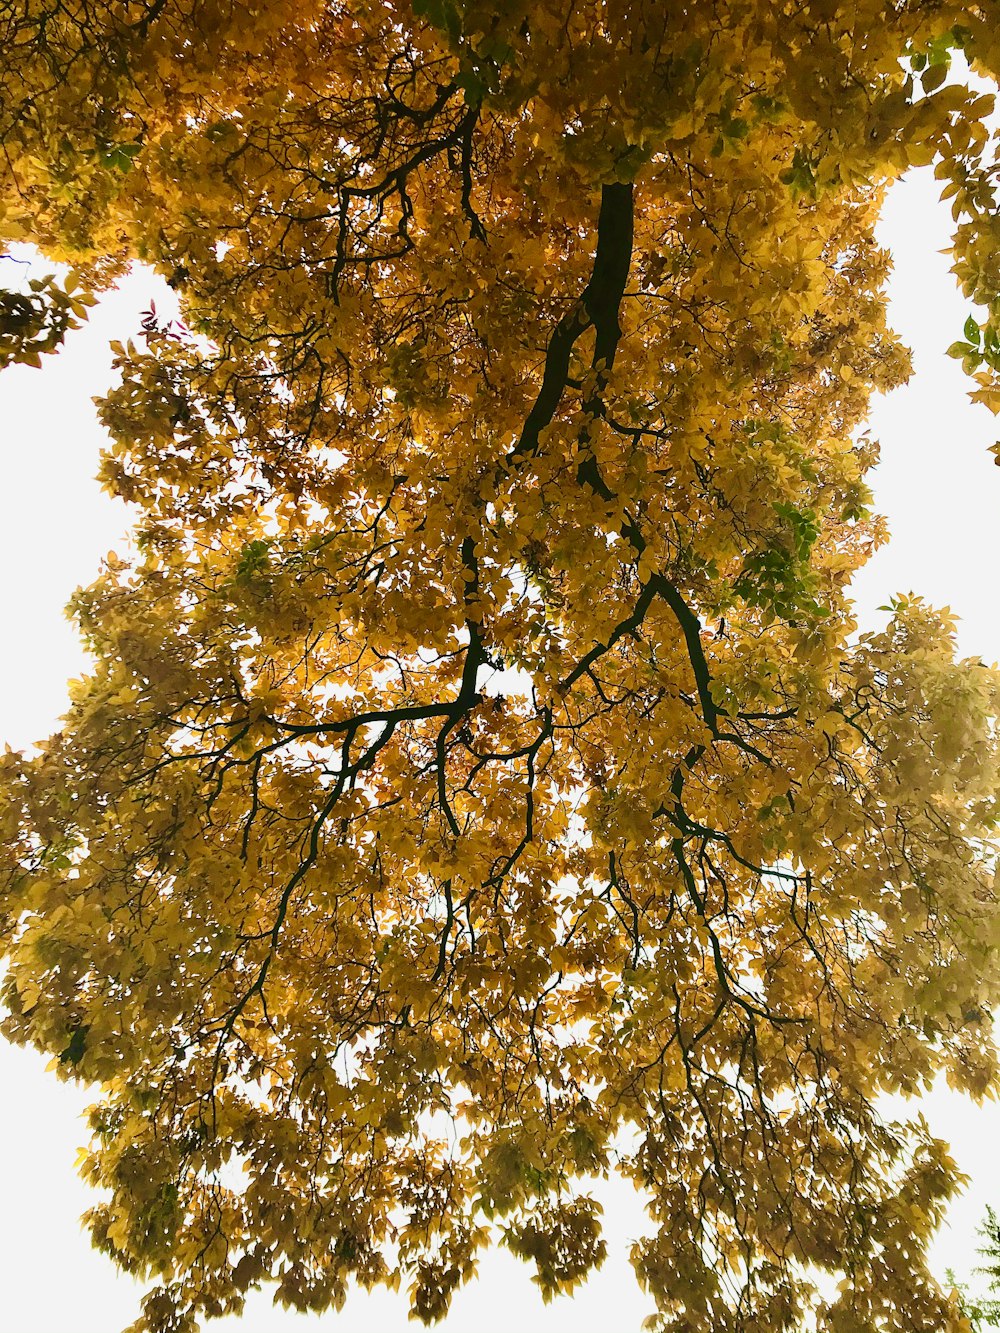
[513,181,634,460]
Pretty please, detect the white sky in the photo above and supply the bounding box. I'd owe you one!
[2,165,1000,1330]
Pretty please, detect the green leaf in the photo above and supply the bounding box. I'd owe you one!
[235,538,272,584]
[59,1026,89,1066]
[412,0,461,42]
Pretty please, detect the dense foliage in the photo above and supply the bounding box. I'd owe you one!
[4,3,1000,1330]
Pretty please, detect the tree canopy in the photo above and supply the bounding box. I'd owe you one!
[3,2,1000,1330]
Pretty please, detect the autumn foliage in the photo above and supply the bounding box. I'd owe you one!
[3,2,1000,1330]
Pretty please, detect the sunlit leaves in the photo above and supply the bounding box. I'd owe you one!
[3,3,1000,1332]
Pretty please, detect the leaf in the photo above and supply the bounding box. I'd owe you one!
[59,1026,88,1067]
[923,63,948,93]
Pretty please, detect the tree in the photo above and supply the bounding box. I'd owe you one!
[2,2,1000,1330]
[945,1207,1000,1332]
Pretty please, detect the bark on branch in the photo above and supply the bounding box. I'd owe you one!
[513,181,634,459]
